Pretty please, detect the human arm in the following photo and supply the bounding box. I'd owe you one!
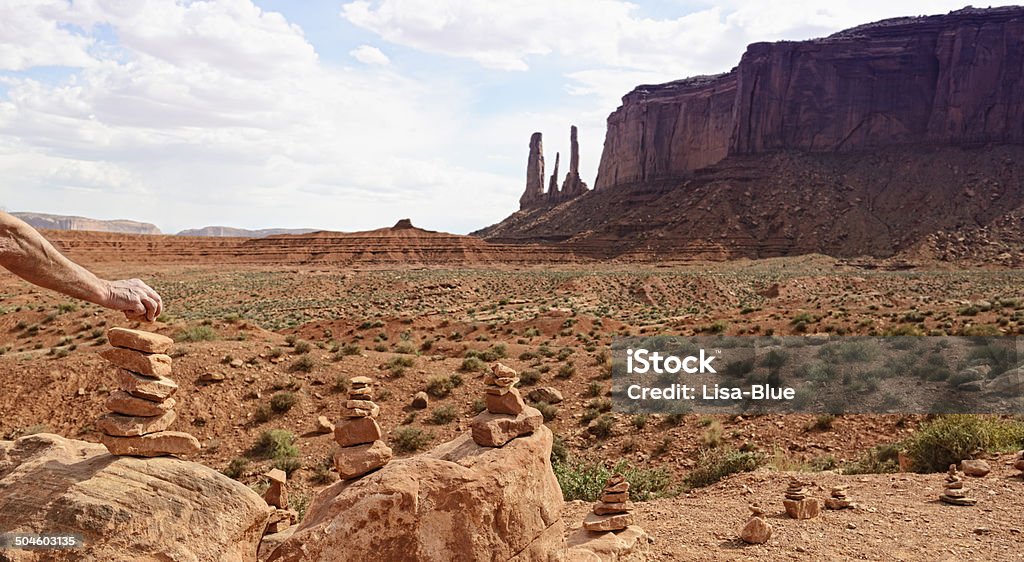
[0,211,163,321]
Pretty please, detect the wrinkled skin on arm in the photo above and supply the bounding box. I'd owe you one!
[0,211,163,321]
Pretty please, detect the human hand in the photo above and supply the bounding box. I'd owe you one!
[102,278,164,322]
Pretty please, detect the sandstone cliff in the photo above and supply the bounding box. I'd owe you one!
[13,212,162,235]
[481,7,1024,263]
[594,73,736,190]
[593,6,1024,191]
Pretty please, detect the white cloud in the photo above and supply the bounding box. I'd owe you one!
[343,0,1022,102]
[0,0,519,233]
[350,44,390,65]
[5,0,1021,234]
[0,0,97,70]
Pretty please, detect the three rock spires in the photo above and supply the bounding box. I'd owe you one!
[520,125,589,209]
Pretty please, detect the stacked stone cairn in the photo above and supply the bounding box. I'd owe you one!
[98,328,200,457]
[263,468,298,534]
[738,504,772,544]
[824,485,855,510]
[782,478,820,519]
[333,376,392,479]
[471,363,543,447]
[583,474,634,532]
[939,464,977,506]
[1014,450,1024,476]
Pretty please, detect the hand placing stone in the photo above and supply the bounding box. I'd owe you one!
[103,278,164,321]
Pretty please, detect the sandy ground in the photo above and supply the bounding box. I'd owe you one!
[563,459,1024,561]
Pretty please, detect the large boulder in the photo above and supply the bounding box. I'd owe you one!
[985,367,1024,395]
[269,426,565,562]
[565,526,650,562]
[0,433,272,561]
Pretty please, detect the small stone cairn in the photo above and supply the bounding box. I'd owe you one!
[583,474,634,532]
[332,376,392,479]
[939,464,977,506]
[98,328,200,457]
[263,468,298,534]
[738,504,772,544]
[782,478,820,520]
[471,363,542,447]
[824,485,855,510]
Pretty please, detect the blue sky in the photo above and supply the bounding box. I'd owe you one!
[0,0,1013,234]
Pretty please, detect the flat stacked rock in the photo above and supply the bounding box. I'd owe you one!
[264,468,288,509]
[333,376,392,480]
[824,485,855,510]
[939,464,977,506]
[583,474,634,532]
[98,328,200,457]
[1013,450,1024,476]
[782,478,820,520]
[738,504,772,544]
[471,363,542,447]
[263,469,298,534]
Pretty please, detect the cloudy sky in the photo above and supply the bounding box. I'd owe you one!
[0,0,1011,234]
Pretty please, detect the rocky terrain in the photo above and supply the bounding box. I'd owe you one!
[0,249,1021,559]
[479,7,1024,263]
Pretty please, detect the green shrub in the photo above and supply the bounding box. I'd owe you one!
[553,458,673,502]
[701,421,724,448]
[903,415,1024,473]
[386,355,415,376]
[430,405,458,425]
[176,326,217,342]
[270,392,298,413]
[555,362,576,379]
[274,457,302,476]
[841,444,900,475]
[290,355,317,373]
[590,414,614,438]
[308,457,336,484]
[519,369,541,386]
[533,401,558,422]
[253,404,273,423]
[253,429,299,460]
[761,350,789,369]
[682,447,763,489]
[459,356,486,372]
[808,414,835,432]
[392,426,432,453]
[332,376,350,394]
[223,457,249,480]
[631,414,648,430]
[426,373,463,398]
[293,340,312,354]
